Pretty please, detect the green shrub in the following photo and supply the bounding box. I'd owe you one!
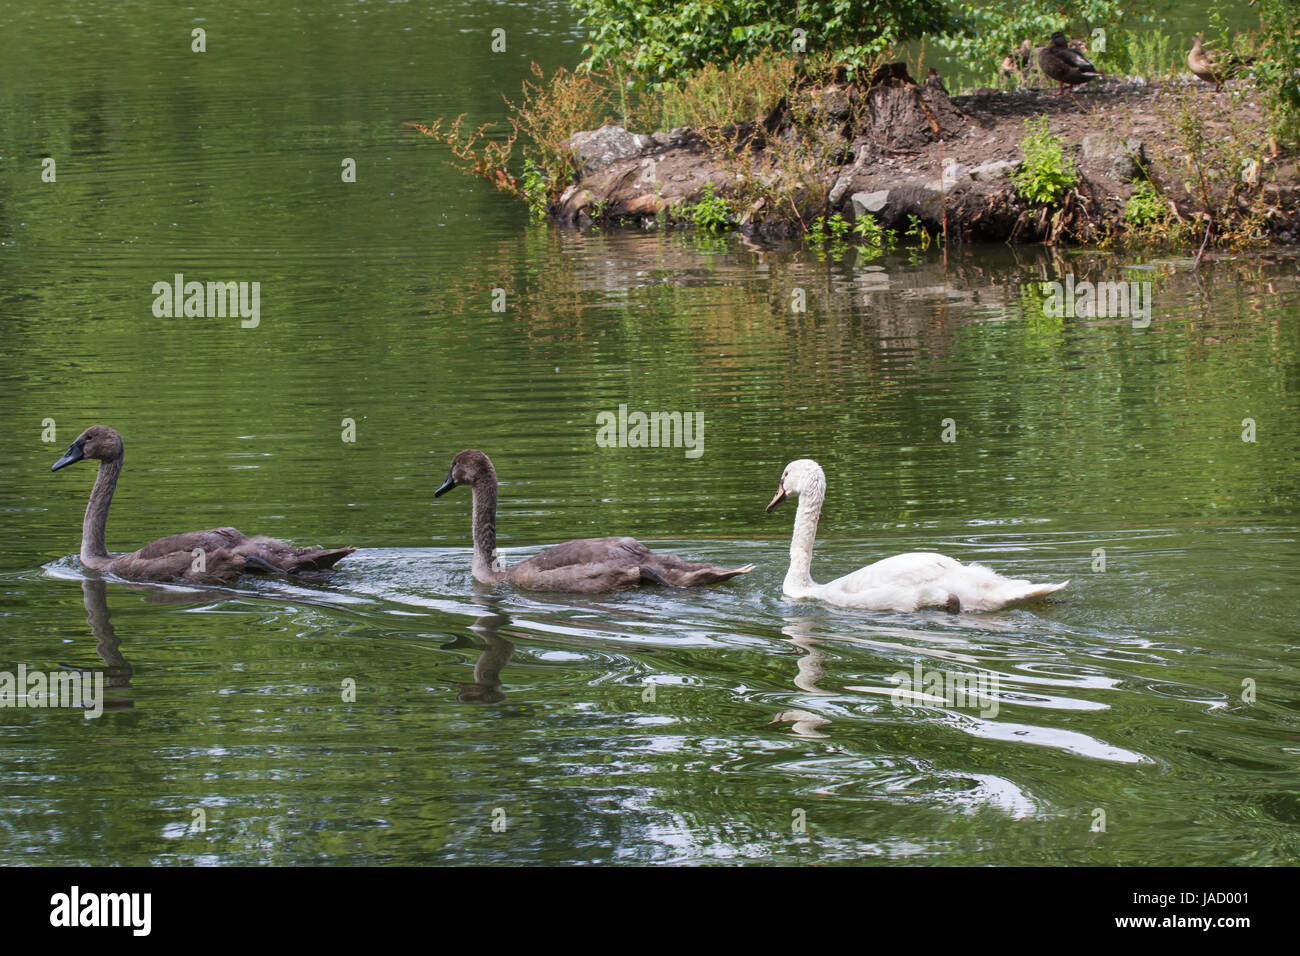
[522,160,548,220]
[1252,0,1300,149]
[1012,117,1078,207]
[808,214,850,245]
[1123,181,1167,230]
[903,214,933,250]
[572,0,952,83]
[690,184,735,232]
[852,214,897,249]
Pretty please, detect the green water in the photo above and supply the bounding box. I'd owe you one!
[1,2,1298,866]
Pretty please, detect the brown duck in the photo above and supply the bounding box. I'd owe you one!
[1038,32,1102,95]
[433,449,753,593]
[1188,36,1254,92]
[51,425,355,584]
[1001,40,1034,81]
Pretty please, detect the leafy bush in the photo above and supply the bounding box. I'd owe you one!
[1123,181,1169,229]
[809,213,850,244]
[903,214,933,250]
[1251,0,1300,149]
[572,0,952,83]
[690,184,735,232]
[508,63,614,191]
[522,160,548,219]
[408,63,614,208]
[1012,117,1078,206]
[852,214,898,249]
[625,54,796,132]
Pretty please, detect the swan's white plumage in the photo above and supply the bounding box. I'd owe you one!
[770,459,1068,612]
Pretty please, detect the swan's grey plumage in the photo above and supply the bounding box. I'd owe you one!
[434,449,753,592]
[51,425,354,584]
[766,459,1067,612]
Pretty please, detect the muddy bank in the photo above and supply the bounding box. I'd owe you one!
[552,65,1300,244]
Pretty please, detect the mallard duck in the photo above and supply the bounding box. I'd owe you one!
[1188,36,1254,92]
[51,425,355,584]
[1038,31,1102,95]
[766,459,1067,612]
[1001,40,1033,83]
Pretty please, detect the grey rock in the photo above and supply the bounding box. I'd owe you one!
[850,190,890,216]
[651,128,693,148]
[567,125,653,176]
[942,160,970,186]
[828,175,853,208]
[970,159,1018,181]
[1080,134,1122,159]
[1080,134,1146,182]
[1111,152,1144,182]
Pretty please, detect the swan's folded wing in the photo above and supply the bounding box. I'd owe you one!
[828,552,966,594]
[508,558,644,592]
[133,527,247,559]
[507,537,749,591]
[520,536,651,571]
[109,546,246,584]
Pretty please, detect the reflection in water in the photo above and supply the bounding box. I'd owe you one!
[73,577,249,711]
[451,604,515,705]
[769,617,832,738]
[75,578,134,711]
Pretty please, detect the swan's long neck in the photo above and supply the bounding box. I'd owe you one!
[784,482,825,598]
[81,455,122,568]
[468,471,506,584]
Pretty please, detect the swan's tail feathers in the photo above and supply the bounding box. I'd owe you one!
[690,563,755,585]
[234,538,356,575]
[287,546,356,573]
[642,556,755,588]
[1000,579,1069,608]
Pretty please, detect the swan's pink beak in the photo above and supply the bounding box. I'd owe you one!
[765,484,787,513]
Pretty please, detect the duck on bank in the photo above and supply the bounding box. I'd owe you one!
[1037,32,1103,95]
[1188,35,1255,92]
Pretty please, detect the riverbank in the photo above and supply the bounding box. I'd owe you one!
[552,65,1300,245]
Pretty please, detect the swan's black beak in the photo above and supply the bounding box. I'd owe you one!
[434,469,457,498]
[51,441,85,472]
[765,484,787,513]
